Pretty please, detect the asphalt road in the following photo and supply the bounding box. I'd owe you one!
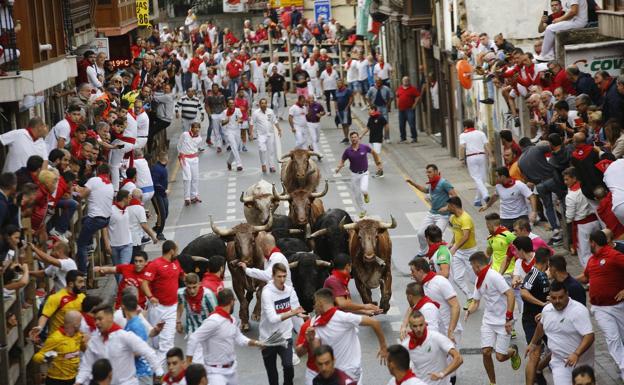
[139,106,537,385]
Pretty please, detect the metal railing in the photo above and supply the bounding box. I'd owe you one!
[0,1,19,74]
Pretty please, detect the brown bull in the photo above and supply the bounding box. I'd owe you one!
[342,216,397,313]
[280,149,322,193]
[210,215,272,331]
[273,180,328,227]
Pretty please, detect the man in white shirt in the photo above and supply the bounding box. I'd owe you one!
[536,0,588,61]
[320,64,339,116]
[133,99,150,149]
[250,98,282,173]
[458,119,493,207]
[249,53,267,99]
[267,56,286,76]
[357,54,372,105]
[260,263,307,385]
[220,98,245,172]
[186,289,263,385]
[103,190,134,270]
[288,95,309,149]
[465,251,521,385]
[344,52,363,108]
[306,288,388,383]
[373,56,392,87]
[385,344,428,385]
[401,311,463,385]
[527,281,594,385]
[603,158,624,225]
[46,105,81,152]
[30,241,77,293]
[400,282,441,337]
[177,122,203,206]
[303,57,321,99]
[0,117,49,173]
[75,304,163,385]
[127,189,157,253]
[133,148,155,206]
[239,233,291,286]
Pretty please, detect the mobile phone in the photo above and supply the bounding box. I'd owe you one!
[543,11,548,16]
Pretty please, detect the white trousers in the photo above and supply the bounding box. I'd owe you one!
[591,302,624,379]
[451,247,477,298]
[350,171,369,213]
[257,133,276,169]
[307,121,321,153]
[224,130,242,167]
[192,73,201,91]
[135,137,148,149]
[141,190,154,206]
[308,78,321,98]
[146,303,177,370]
[416,212,450,255]
[371,142,382,154]
[211,115,224,147]
[304,367,318,385]
[272,92,285,120]
[206,364,239,385]
[110,164,121,192]
[175,74,183,95]
[466,154,489,203]
[612,203,624,226]
[576,220,601,267]
[294,124,308,149]
[253,76,266,98]
[542,20,587,58]
[181,156,199,200]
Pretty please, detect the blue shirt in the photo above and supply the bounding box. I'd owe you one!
[335,87,352,111]
[427,178,454,215]
[124,316,153,377]
[151,162,168,197]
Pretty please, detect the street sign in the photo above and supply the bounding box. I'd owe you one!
[314,0,331,23]
[136,0,152,27]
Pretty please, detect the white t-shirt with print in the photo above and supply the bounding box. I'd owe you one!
[45,258,78,292]
[402,330,455,385]
[495,181,533,219]
[472,269,511,326]
[542,299,594,365]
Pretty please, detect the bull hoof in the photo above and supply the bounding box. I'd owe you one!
[251,313,261,322]
[241,323,250,332]
[380,299,391,313]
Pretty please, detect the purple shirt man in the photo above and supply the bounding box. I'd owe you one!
[341,144,372,173]
[306,101,325,123]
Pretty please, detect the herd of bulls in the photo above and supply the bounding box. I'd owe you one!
[176,149,398,331]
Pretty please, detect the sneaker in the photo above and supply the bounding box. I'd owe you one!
[206,139,213,146]
[216,147,222,153]
[49,229,69,243]
[236,166,243,171]
[359,211,367,218]
[384,139,392,144]
[199,147,205,152]
[510,344,521,370]
[191,197,202,204]
[227,162,232,171]
[156,233,167,241]
[514,116,521,127]
[184,200,191,206]
[376,170,384,178]
[141,236,151,245]
[484,196,491,204]
[364,195,370,204]
[511,328,517,339]
[226,146,231,151]
[463,298,473,311]
[340,138,349,144]
[242,145,248,152]
[548,233,563,246]
[473,200,482,207]
[269,167,276,173]
[398,139,407,144]
[479,98,494,105]
[410,138,418,143]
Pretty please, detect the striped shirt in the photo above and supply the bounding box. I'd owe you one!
[177,288,217,333]
[175,96,203,120]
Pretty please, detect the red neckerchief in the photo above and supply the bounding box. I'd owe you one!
[189,130,199,138]
[97,173,111,184]
[488,225,509,239]
[346,59,352,68]
[338,85,346,91]
[326,66,333,74]
[426,241,447,258]
[421,271,436,285]
[128,198,142,206]
[296,102,304,108]
[413,295,440,310]
[408,327,428,349]
[82,312,96,332]
[213,306,233,323]
[266,246,281,261]
[66,115,79,136]
[595,159,613,173]
[128,110,137,120]
[331,269,350,287]
[396,369,418,385]
[120,178,134,189]
[313,306,338,327]
[570,181,581,192]
[521,257,536,273]
[163,369,186,385]
[379,62,384,69]
[256,59,262,65]
[369,110,381,118]
[101,323,122,342]
[58,326,68,336]
[572,144,594,161]
[226,107,235,116]
[114,202,126,214]
[501,178,516,188]
[550,10,565,20]
[475,264,491,289]
[427,174,441,192]
[185,286,205,314]
[26,127,37,141]
[463,127,476,133]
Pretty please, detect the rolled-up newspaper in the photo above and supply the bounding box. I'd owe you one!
[260,331,288,347]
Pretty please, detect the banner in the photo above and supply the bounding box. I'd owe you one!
[223,0,247,13]
[314,0,331,23]
[269,0,304,8]
[136,0,151,27]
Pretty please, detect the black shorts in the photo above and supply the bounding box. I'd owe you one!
[522,318,548,345]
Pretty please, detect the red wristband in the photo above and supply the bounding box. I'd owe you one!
[506,311,513,320]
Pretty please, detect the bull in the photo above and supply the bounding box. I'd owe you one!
[271,214,305,241]
[240,179,280,225]
[176,234,226,279]
[341,216,397,313]
[273,180,328,227]
[279,149,322,193]
[288,252,332,312]
[276,237,310,258]
[210,215,272,331]
[307,209,353,261]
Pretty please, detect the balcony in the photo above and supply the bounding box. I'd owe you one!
[95,0,138,37]
[63,0,97,48]
[598,0,624,39]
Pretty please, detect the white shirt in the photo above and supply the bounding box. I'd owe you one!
[127,204,147,246]
[259,281,300,340]
[136,111,149,138]
[344,60,360,83]
[133,158,154,189]
[512,257,533,281]
[565,187,595,223]
[220,108,244,132]
[177,131,202,155]
[320,70,339,91]
[180,57,190,73]
[45,119,71,152]
[108,204,132,247]
[86,64,105,88]
[121,180,137,194]
[76,329,163,385]
[402,330,455,385]
[289,104,307,127]
[124,114,138,140]
[472,269,510,326]
[187,312,250,365]
[251,108,278,136]
[245,251,292,286]
[373,62,392,80]
[541,299,594,365]
[357,60,369,81]
[109,138,134,167]
[267,62,286,76]
[459,129,488,156]
[423,275,463,334]
[250,60,266,79]
[0,129,48,173]
[45,258,77,292]
[85,176,114,218]
[313,310,363,376]
[430,81,439,109]
[495,181,533,219]
[303,60,319,79]
[604,159,624,207]
[416,302,441,334]
[564,0,588,25]
[385,378,427,385]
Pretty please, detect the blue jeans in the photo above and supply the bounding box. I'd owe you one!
[359,80,370,96]
[229,77,240,96]
[399,109,417,141]
[51,198,78,233]
[76,216,109,273]
[111,243,133,282]
[536,178,565,231]
[261,338,293,385]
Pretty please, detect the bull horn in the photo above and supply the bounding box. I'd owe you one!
[315,259,332,267]
[380,215,398,229]
[309,151,323,160]
[289,229,304,235]
[339,216,357,231]
[374,256,386,267]
[253,212,273,232]
[289,261,299,269]
[210,215,235,237]
[280,152,292,160]
[240,191,253,203]
[311,179,329,198]
[308,228,328,238]
[273,183,290,201]
[190,256,210,262]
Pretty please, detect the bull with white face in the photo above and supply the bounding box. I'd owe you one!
[342,216,397,313]
[280,149,322,193]
[241,179,280,225]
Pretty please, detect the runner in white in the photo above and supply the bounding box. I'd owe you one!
[239,233,292,287]
[220,98,244,171]
[133,99,149,149]
[400,282,441,336]
[176,122,202,206]
[385,344,427,385]
[249,52,267,99]
[458,119,492,206]
[288,95,309,150]
[303,57,321,99]
[250,98,281,173]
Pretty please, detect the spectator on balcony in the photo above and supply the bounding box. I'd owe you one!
[566,66,600,104]
[538,0,566,33]
[494,33,515,55]
[77,51,96,87]
[546,61,575,95]
[0,117,48,173]
[536,0,588,62]
[69,84,95,126]
[87,52,107,90]
[595,72,624,126]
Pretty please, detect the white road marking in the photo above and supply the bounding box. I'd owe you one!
[339,192,350,198]
[228,177,236,182]
[227,215,236,220]
[227,195,236,200]
[405,211,429,232]
[226,208,236,214]
[227,202,235,207]
[227,182,236,188]
[345,206,356,212]
[391,234,418,239]
[342,199,353,205]
[386,306,401,316]
[199,228,211,235]
[337,185,347,191]
[227,188,236,194]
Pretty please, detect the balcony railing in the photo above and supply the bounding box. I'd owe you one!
[0,1,20,74]
[62,0,96,49]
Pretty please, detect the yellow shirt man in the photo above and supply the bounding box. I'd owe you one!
[449,211,477,249]
[33,327,83,381]
[41,288,85,335]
